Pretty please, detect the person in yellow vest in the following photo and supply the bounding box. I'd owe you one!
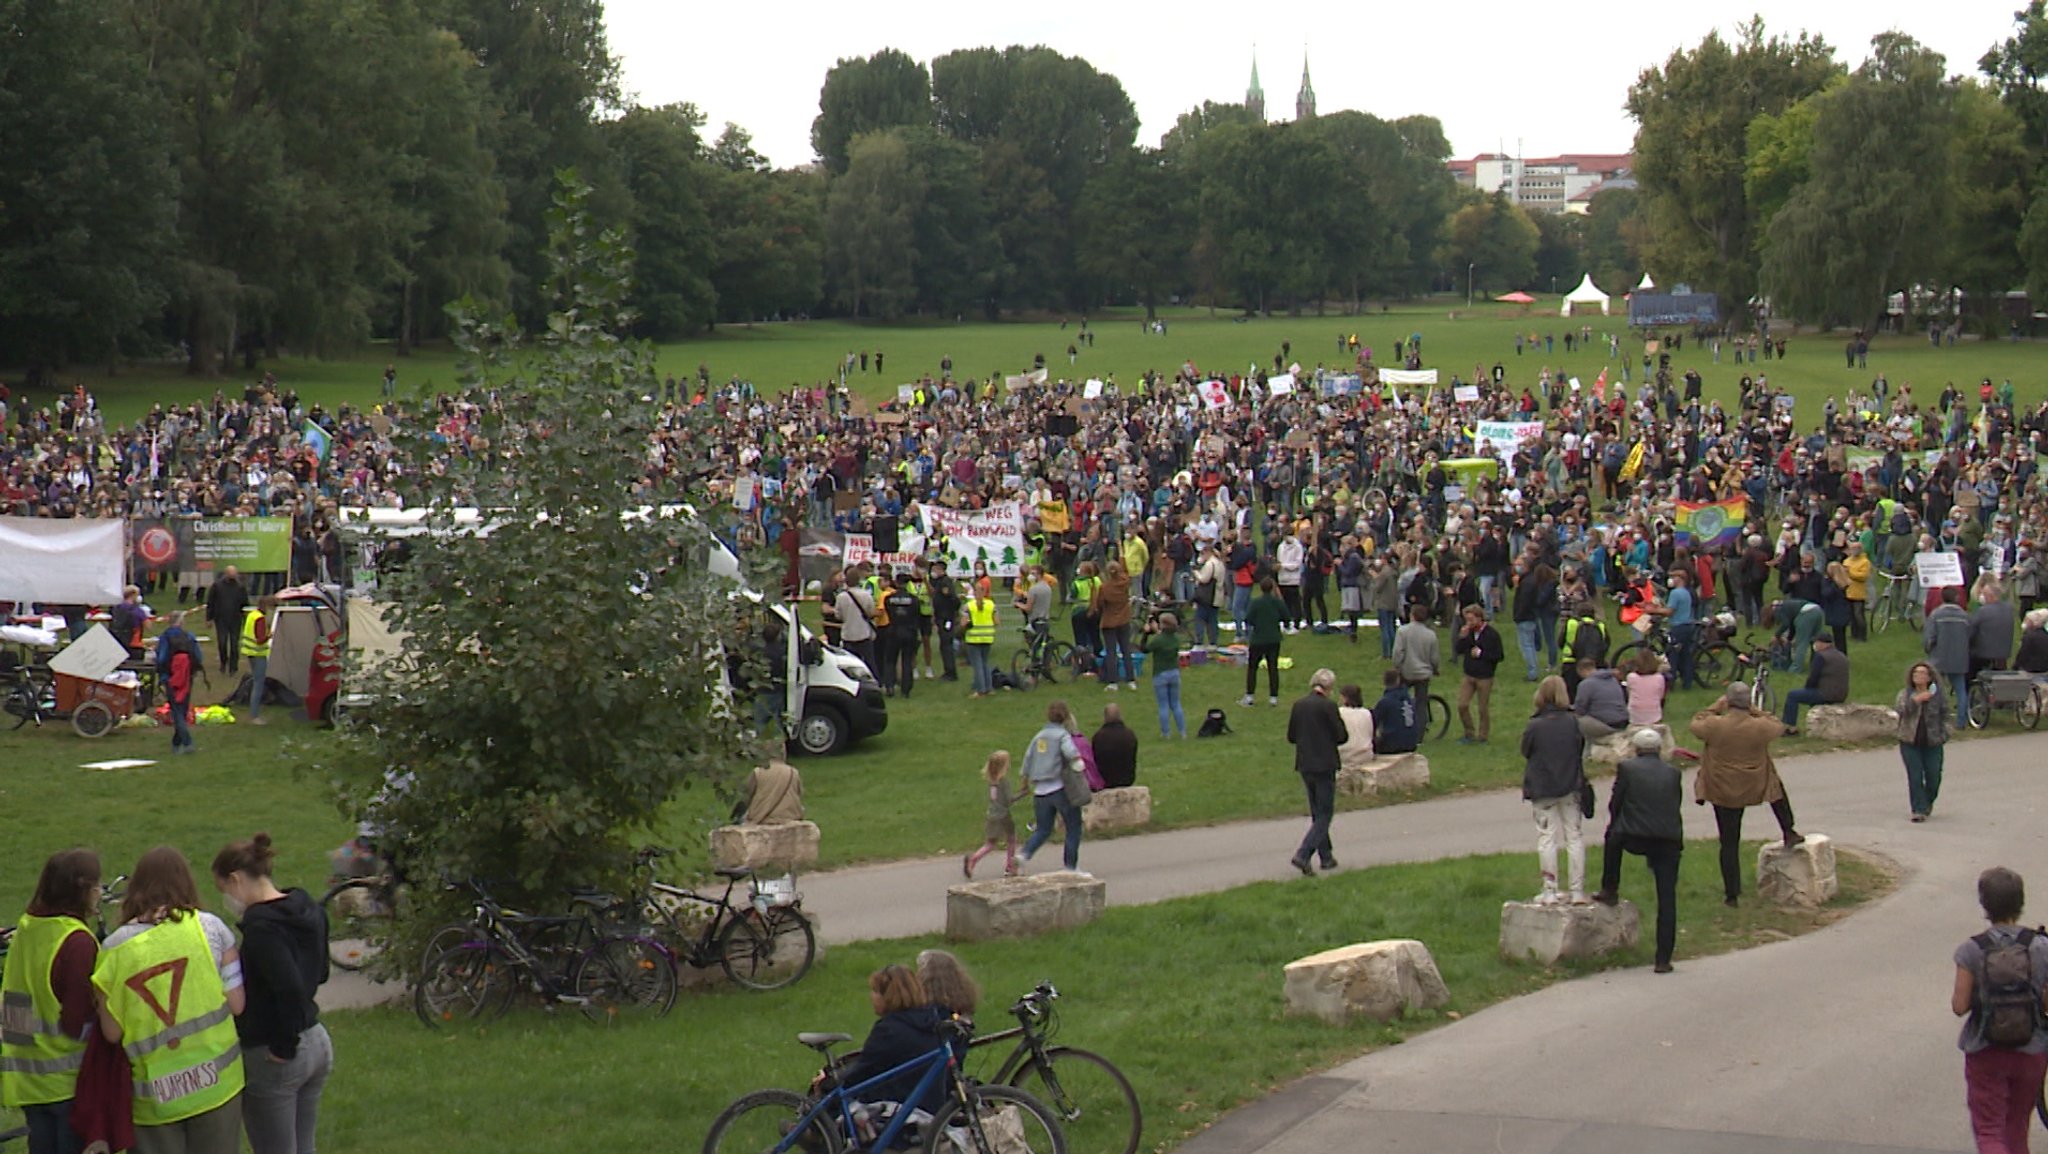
[1,849,103,1154]
[93,846,245,1152]
[961,586,999,698]
[241,595,278,726]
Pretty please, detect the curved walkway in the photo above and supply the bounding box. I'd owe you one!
[326,731,2044,1152]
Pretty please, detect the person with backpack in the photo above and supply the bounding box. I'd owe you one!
[155,611,202,755]
[1951,866,2048,1153]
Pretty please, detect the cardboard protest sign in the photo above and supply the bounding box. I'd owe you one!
[1268,373,1296,396]
[1083,379,1104,399]
[1914,552,1963,589]
[919,502,1028,577]
[1198,379,1232,410]
[1452,385,1480,403]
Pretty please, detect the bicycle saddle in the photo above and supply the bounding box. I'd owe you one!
[713,866,755,880]
[798,1032,852,1051]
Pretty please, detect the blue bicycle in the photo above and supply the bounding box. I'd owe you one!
[703,1018,1067,1154]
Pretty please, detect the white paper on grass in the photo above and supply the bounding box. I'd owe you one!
[81,759,157,772]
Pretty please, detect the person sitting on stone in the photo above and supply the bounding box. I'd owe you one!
[730,756,804,824]
[1780,635,1849,736]
[1571,658,1629,741]
[1593,728,1685,973]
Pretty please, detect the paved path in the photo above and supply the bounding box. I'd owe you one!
[325,730,2048,1152]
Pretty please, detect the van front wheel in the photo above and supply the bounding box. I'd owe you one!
[796,706,848,756]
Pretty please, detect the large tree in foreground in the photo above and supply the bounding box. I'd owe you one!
[333,177,761,927]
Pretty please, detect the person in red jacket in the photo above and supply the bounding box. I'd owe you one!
[156,611,199,755]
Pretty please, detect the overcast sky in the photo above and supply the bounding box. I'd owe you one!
[604,2,2019,169]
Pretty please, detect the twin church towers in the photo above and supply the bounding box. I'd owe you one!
[1245,48,1315,123]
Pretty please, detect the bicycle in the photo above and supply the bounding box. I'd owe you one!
[703,1018,1068,1154]
[1869,570,1922,633]
[1968,669,2043,730]
[1402,682,1451,743]
[625,847,817,991]
[970,983,1140,1154]
[413,881,676,1027]
[319,850,473,974]
[1010,622,1077,691]
[1732,641,1779,716]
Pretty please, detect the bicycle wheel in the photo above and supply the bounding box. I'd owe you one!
[1752,680,1776,718]
[1042,641,1076,685]
[414,944,515,1028]
[574,936,678,1019]
[1610,642,1644,672]
[717,907,817,991]
[1871,593,1893,634]
[320,877,391,972]
[2022,688,2044,731]
[923,1084,1067,1154]
[1693,644,1729,688]
[1969,682,1990,730]
[1009,649,1038,691]
[1007,1047,1140,1154]
[703,1088,843,1154]
[1426,695,1450,741]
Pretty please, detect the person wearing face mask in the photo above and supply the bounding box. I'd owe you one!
[211,834,330,1154]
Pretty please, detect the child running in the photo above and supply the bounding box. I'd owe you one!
[963,751,1024,878]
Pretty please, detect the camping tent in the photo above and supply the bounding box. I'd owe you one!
[1636,272,1655,292]
[1562,273,1611,317]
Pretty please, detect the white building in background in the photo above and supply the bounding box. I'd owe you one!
[1447,152,1634,214]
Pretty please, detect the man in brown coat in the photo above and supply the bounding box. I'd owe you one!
[1689,682,1803,907]
[730,758,805,825]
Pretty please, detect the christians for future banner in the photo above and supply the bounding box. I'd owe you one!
[177,517,292,572]
[919,503,1028,578]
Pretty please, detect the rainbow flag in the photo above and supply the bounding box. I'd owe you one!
[1674,497,1745,549]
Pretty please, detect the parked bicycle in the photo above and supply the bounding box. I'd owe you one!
[414,880,676,1027]
[1402,681,1451,743]
[703,1018,1067,1154]
[1010,622,1078,690]
[624,846,816,991]
[968,983,1140,1154]
[1869,570,1923,633]
[1732,641,1781,716]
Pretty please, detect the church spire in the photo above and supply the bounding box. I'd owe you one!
[1296,50,1316,120]
[1247,47,1265,122]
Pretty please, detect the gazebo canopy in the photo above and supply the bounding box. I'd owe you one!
[1562,273,1610,316]
[1495,291,1535,304]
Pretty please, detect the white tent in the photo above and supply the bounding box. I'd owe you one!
[1636,272,1655,291]
[1562,273,1611,316]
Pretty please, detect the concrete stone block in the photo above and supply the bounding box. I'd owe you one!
[1757,834,1837,908]
[709,821,820,872]
[1053,786,1153,835]
[1282,939,1450,1025]
[1583,723,1675,768]
[1499,899,1641,964]
[1805,704,1897,743]
[945,871,1105,942]
[1335,753,1431,798]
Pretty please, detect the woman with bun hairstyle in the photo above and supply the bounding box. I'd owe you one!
[212,834,331,1154]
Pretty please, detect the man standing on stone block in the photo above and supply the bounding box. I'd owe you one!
[1594,729,1684,973]
[1286,668,1348,877]
[1690,683,1804,908]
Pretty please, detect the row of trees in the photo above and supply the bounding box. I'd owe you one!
[1628,11,2048,332]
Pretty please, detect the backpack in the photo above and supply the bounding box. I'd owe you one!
[1976,929,2041,1048]
[1196,708,1233,738]
[1890,509,1914,537]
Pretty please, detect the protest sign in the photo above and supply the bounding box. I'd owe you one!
[920,502,1028,578]
[1379,369,1438,386]
[1914,552,1964,589]
[1198,379,1232,410]
[1473,420,1546,474]
[1083,379,1104,399]
[1320,373,1362,396]
[1037,501,1071,534]
[896,385,915,403]
[1452,385,1480,403]
[1268,372,1296,396]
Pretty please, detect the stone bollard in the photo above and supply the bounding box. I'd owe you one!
[1757,834,1837,908]
[1052,786,1153,836]
[1282,939,1450,1025]
[1583,723,1674,768]
[1805,704,1898,743]
[945,871,1106,942]
[709,821,821,873]
[1335,753,1431,799]
[1499,900,1641,964]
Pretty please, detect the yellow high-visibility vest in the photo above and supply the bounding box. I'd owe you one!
[1,914,92,1107]
[240,608,270,659]
[92,916,244,1126]
[965,600,997,645]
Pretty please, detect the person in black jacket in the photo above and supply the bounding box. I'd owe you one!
[1454,605,1504,744]
[212,833,332,1154]
[1593,730,1686,972]
[206,566,250,674]
[1285,668,1348,876]
[837,966,948,1116]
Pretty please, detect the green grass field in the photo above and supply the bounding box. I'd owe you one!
[15,297,2044,427]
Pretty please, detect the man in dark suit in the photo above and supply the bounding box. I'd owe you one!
[1285,667,1348,876]
[205,566,249,673]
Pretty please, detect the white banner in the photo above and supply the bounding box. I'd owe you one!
[1379,369,1439,386]
[1198,379,1233,410]
[919,503,1028,578]
[1474,420,1547,476]
[0,516,126,605]
[1268,373,1296,396]
[1453,385,1480,403]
